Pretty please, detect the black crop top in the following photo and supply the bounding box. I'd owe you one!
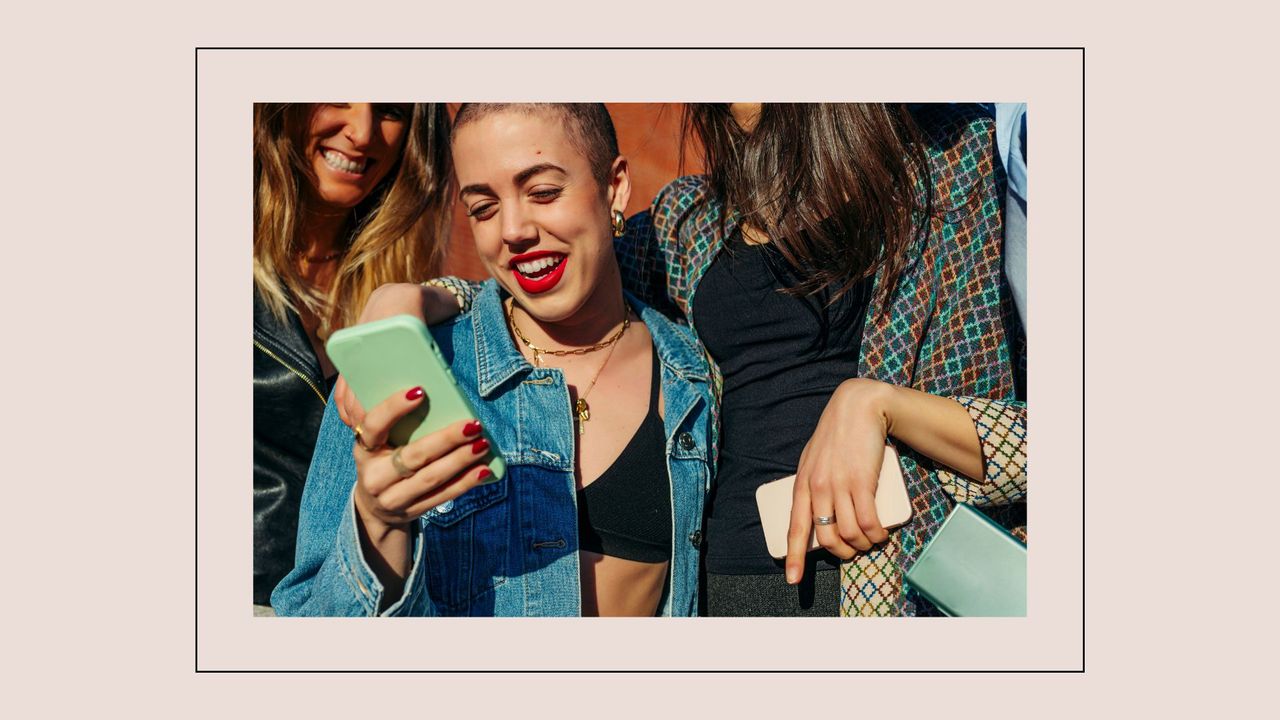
[576,350,672,564]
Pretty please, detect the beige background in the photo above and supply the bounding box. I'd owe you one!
[7,0,1273,715]
[199,48,1081,672]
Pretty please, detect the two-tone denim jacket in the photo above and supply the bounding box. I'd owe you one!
[271,281,715,616]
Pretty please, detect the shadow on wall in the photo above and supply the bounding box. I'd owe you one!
[442,103,703,280]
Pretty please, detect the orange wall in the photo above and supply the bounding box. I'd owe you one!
[441,103,701,280]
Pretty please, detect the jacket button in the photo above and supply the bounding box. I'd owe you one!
[678,432,696,451]
[689,530,703,548]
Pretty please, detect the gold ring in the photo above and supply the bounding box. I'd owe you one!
[353,424,378,452]
[390,447,415,478]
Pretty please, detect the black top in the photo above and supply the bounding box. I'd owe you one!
[576,349,672,563]
[692,230,873,575]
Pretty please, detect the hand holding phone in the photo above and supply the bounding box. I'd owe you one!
[344,391,497,593]
[351,398,496,532]
[326,314,505,481]
[756,444,912,560]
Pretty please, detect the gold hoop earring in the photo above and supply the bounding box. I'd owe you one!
[611,210,626,237]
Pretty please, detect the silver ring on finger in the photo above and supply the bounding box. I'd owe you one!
[814,515,836,526]
[390,447,416,479]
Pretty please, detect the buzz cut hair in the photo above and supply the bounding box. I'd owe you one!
[452,103,619,184]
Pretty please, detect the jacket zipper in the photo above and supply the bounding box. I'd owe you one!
[254,339,327,405]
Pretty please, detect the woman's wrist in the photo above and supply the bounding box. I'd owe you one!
[353,492,411,546]
[352,494,413,588]
[849,380,985,481]
[838,377,897,435]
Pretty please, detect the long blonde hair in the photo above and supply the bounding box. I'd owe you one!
[252,103,452,337]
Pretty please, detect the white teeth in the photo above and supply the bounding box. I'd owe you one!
[515,256,564,275]
[323,150,368,174]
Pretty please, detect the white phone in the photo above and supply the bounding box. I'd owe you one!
[755,444,913,559]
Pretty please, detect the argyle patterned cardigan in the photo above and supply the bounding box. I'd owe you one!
[428,104,1028,617]
[612,104,1027,617]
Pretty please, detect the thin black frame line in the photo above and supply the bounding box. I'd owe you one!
[197,45,1084,674]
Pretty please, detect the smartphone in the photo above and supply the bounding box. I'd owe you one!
[755,443,912,559]
[325,314,505,483]
[902,503,1026,616]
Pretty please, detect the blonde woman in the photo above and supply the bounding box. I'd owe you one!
[253,102,452,612]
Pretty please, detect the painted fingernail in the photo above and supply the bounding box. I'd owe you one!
[405,387,424,401]
[463,420,483,437]
[477,468,493,481]
[471,438,490,455]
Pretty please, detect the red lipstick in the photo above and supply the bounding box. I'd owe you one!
[509,251,568,294]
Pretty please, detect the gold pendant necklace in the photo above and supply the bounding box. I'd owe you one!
[573,330,624,434]
[506,301,630,434]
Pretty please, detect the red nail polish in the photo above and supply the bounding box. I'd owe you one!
[405,387,424,401]
[477,468,493,481]
[471,438,490,455]
[463,420,483,437]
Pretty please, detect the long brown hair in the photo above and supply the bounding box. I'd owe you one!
[253,103,453,337]
[683,103,931,305]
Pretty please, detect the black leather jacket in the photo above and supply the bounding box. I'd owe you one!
[253,286,332,605]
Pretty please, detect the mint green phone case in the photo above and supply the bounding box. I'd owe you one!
[903,503,1026,616]
[325,314,504,483]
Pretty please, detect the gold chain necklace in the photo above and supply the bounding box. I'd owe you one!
[506,301,630,367]
[506,301,631,434]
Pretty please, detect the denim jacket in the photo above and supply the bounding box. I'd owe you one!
[272,280,715,616]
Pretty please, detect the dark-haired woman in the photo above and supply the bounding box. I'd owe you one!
[252,103,456,612]
[343,103,1027,617]
[636,103,1026,616]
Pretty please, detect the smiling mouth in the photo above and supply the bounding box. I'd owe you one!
[513,254,565,279]
[322,149,370,175]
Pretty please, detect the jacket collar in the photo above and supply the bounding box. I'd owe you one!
[470,280,707,399]
[634,295,708,383]
[252,283,324,384]
[472,281,531,399]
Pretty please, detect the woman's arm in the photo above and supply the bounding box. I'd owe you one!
[931,396,1027,507]
[785,378,1025,583]
[271,384,497,616]
[881,383,983,480]
[348,386,495,610]
[270,397,432,616]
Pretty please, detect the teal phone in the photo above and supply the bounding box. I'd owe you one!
[325,314,504,483]
[903,503,1026,616]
